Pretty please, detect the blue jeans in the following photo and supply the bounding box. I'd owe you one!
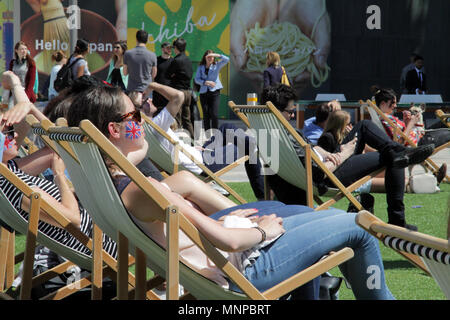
[211,201,394,300]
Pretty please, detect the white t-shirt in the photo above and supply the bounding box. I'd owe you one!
[152,108,204,174]
[48,64,62,98]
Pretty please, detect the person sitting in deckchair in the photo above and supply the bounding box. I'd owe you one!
[131,82,265,200]
[262,84,434,230]
[66,84,398,300]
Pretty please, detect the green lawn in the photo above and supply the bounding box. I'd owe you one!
[227,181,450,300]
[11,182,450,300]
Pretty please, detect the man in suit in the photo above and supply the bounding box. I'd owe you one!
[405,55,426,94]
[166,38,194,138]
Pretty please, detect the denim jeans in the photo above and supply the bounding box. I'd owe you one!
[211,201,394,300]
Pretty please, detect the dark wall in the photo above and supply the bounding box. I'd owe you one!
[326,0,450,101]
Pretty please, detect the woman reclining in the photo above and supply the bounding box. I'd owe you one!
[66,85,396,299]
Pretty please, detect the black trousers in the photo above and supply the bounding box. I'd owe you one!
[200,89,220,132]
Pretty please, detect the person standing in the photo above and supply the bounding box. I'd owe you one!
[48,51,67,100]
[263,51,292,88]
[405,55,427,94]
[399,53,423,94]
[152,42,174,114]
[166,37,194,138]
[194,50,229,133]
[123,30,157,95]
[67,39,91,81]
[106,40,128,91]
[9,41,37,103]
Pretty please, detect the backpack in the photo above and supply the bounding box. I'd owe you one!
[281,66,290,86]
[53,56,83,92]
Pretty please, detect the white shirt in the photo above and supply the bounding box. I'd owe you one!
[152,108,204,174]
[48,64,62,98]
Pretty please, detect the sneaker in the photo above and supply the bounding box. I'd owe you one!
[391,144,435,168]
[405,223,418,231]
[209,181,230,196]
[435,163,447,185]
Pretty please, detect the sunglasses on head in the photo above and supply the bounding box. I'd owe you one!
[116,110,142,123]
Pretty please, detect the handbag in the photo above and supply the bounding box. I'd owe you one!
[281,66,290,86]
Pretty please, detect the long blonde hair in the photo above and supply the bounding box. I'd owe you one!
[266,51,280,67]
[324,110,351,144]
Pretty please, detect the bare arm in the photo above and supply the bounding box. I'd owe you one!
[122,64,128,76]
[1,71,49,146]
[144,82,184,118]
[123,178,284,252]
[14,146,54,176]
[152,66,157,81]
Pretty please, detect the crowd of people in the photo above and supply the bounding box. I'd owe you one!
[0,33,449,301]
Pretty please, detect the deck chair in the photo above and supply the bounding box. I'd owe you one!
[26,115,164,300]
[356,210,450,299]
[46,119,355,300]
[435,109,450,128]
[229,101,430,273]
[361,99,450,183]
[141,114,248,204]
[228,101,384,211]
[0,163,124,300]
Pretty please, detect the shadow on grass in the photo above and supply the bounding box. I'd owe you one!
[383,260,428,276]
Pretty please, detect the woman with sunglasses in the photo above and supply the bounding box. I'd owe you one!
[66,84,397,300]
[106,41,128,91]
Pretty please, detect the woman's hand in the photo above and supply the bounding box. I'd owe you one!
[257,214,285,241]
[204,81,216,88]
[1,101,33,127]
[51,153,66,177]
[340,137,357,160]
[218,208,259,222]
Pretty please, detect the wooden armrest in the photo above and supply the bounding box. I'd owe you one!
[262,247,354,299]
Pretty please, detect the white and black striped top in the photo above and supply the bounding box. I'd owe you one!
[0,160,117,259]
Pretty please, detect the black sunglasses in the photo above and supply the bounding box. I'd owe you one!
[283,109,296,116]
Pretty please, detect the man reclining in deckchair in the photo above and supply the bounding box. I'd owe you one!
[131,83,265,200]
[262,84,434,231]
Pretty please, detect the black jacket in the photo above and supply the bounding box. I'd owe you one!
[167,52,193,90]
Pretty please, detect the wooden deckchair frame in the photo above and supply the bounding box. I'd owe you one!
[25,115,164,300]
[230,101,430,273]
[141,114,248,204]
[0,163,128,299]
[47,119,355,300]
[228,101,384,211]
[435,109,450,128]
[361,100,450,183]
[356,210,450,297]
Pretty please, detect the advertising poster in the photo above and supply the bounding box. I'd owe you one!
[127,0,230,117]
[229,0,450,105]
[230,0,331,105]
[19,0,127,93]
[0,0,14,96]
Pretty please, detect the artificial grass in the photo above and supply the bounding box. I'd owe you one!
[11,182,449,300]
